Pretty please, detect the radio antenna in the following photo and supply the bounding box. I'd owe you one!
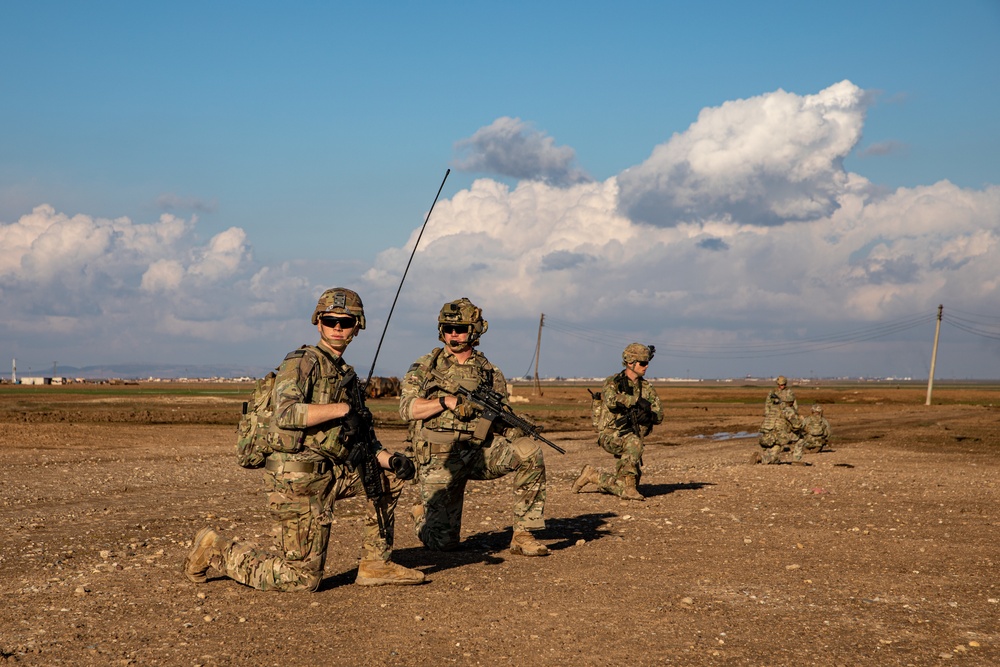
[365,168,450,386]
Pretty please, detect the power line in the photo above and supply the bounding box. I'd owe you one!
[943,315,1000,341]
[542,312,937,361]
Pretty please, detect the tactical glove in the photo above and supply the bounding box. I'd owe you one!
[453,396,478,421]
[346,441,368,471]
[388,452,416,480]
[635,397,654,425]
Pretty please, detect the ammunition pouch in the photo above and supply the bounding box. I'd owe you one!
[264,455,330,475]
[419,428,481,455]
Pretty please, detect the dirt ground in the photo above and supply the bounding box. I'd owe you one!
[2,382,999,666]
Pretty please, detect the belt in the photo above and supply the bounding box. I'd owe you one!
[264,456,330,475]
[420,427,475,445]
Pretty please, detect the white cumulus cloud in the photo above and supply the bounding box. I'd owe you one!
[618,80,872,227]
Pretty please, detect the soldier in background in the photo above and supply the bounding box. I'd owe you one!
[184,288,424,591]
[572,343,663,501]
[766,375,798,413]
[802,404,831,453]
[756,380,806,464]
[400,297,550,557]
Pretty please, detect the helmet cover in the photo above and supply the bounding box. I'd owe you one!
[311,288,366,329]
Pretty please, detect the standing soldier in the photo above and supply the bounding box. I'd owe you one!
[767,376,798,412]
[184,288,425,591]
[399,297,549,557]
[572,343,663,501]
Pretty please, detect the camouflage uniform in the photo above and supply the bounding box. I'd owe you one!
[574,343,663,500]
[217,346,403,591]
[591,369,663,493]
[802,406,831,453]
[186,288,422,591]
[758,405,804,464]
[756,376,803,464]
[400,346,547,551]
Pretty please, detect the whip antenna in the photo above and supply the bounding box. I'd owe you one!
[365,168,450,386]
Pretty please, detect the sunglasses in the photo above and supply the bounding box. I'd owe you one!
[320,315,357,329]
[635,360,649,367]
[441,324,470,334]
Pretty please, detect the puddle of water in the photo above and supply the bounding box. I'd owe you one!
[693,431,759,441]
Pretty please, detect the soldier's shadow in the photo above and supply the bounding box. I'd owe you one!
[389,511,617,576]
[639,481,714,498]
[318,569,357,591]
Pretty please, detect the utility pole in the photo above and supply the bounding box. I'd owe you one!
[925,304,943,406]
[533,313,545,396]
[11,358,16,384]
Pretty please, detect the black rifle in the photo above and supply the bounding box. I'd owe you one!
[338,368,387,500]
[611,372,653,437]
[433,371,565,454]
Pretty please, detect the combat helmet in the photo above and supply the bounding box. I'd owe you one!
[622,343,655,367]
[775,375,788,386]
[811,404,824,414]
[438,297,488,345]
[311,288,366,329]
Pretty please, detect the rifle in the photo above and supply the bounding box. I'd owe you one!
[338,368,388,499]
[610,372,654,437]
[431,370,566,454]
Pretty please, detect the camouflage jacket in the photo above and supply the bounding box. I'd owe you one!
[597,371,664,435]
[803,414,830,439]
[270,343,353,460]
[400,347,510,439]
[765,388,798,414]
[761,405,803,435]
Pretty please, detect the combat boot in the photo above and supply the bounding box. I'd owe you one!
[620,475,645,501]
[572,464,599,493]
[749,450,762,465]
[355,559,426,586]
[184,527,230,583]
[509,529,549,557]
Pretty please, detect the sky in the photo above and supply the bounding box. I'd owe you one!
[2,1,1000,381]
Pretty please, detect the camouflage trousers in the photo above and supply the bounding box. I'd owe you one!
[592,430,644,494]
[758,429,803,464]
[802,434,827,452]
[218,454,403,592]
[412,434,546,551]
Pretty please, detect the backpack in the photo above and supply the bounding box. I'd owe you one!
[235,371,277,469]
[587,388,602,429]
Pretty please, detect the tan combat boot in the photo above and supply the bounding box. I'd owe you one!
[184,527,230,583]
[620,475,645,501]
[355,559,426,586]
[572,464,599,493]
[509,529,549,557]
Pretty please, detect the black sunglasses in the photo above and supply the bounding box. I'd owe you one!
[441,324,470,334]
[635,360,649,367]
[320,315,357,329]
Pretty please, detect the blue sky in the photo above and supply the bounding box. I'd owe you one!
[2,1,999,380]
